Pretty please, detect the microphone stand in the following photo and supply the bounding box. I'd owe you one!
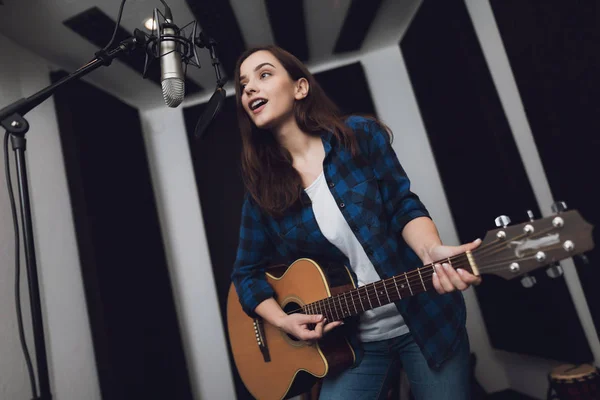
[195,33,226,89]
[0,30,145,400]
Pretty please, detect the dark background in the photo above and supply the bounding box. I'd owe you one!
[400,0,594,363]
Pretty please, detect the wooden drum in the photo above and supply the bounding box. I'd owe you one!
[547,364,600,400]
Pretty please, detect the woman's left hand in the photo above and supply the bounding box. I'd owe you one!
[424,239,483,294]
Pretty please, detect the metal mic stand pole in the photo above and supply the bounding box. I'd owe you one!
[0,31,145,400]
[195,33,226,88]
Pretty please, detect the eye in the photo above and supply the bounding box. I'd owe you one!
[260,71,271,79]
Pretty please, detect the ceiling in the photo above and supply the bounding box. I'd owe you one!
[0,0,421,110]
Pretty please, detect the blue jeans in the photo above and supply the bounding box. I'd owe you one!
[319,332,470,400]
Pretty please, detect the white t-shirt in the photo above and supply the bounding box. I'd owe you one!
[304,172,409,342]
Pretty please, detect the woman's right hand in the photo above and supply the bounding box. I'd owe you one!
[276,314,343,341]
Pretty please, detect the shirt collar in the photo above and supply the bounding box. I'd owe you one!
[321,129,335,158]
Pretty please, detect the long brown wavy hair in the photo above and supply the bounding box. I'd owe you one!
[234,45,359,216]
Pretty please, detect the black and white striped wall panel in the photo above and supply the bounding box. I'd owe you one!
[401,0,593,363]
[490,0,600,344]
[51,71,193,400]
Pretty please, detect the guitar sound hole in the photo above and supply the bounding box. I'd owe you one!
[282,301,315,342]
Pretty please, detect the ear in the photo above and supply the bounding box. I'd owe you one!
[294,78,309,100]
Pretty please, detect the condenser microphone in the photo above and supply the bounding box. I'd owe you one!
[158,2,185,107]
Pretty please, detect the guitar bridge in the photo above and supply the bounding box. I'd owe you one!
[253,318,271,362]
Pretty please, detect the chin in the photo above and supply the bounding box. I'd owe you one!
[253,118,270,129]
[251,113,276,130]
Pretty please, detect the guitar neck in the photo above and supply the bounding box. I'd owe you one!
[303,253,473,321]
[300,209,595,321]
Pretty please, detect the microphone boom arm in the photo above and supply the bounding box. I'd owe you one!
[0,31,145,126]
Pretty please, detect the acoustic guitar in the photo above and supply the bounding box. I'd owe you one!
[227,209,594,400]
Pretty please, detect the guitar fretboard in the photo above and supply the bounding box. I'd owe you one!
[301,253,471,321]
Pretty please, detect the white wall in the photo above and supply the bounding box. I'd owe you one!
[0,34,100,400]
[139,106,236,400]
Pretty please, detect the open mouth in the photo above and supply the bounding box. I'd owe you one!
[250,98,268,111]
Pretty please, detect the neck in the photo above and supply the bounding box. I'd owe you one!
[273,117,315,159]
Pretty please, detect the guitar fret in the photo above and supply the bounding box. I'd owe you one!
[383,279,391,303]
[322,300,331,321]
[327,298,335,321]
[349,291,358,314]
[365,286,373,309]
[337,295,344,318]
[333,298,341,320]
[393,276,402,299]
[405,273,413,296]
[374,282,382,306]
[343,292,352,317]
[357,287,365,311]
[417,267,426,291]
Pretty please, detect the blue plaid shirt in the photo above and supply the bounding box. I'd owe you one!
[232,116,466,369]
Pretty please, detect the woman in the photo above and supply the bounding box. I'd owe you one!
[231,45,481,399]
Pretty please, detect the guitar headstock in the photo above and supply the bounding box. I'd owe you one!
[473,209,594,280]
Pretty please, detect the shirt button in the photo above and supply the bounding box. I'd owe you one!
[339,202,345,208]
[329,182,335,188]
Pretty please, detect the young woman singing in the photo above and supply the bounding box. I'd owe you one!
[231,45,481,399]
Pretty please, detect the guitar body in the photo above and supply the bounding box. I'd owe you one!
[227,259,356,400]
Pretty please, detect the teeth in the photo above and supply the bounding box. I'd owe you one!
[251,99,267,110]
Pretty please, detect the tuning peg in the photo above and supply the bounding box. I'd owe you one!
[520,275,537,288]
[551,201,567,214]
[527,210,534,222]
[494,215,511,228]
[546,262,563,279]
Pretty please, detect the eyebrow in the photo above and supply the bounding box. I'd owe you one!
[239,62,276,82]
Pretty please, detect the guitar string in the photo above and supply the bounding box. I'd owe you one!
[475,243,569,272]
[298,264,463,319]
[292,225,566,317]
[326,241,563,315]
[320,243,567,319]
[296,243,568,319]
[298,244,553,318]
[300,227,556,318]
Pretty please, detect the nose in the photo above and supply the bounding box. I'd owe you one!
[244,82,257,97]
